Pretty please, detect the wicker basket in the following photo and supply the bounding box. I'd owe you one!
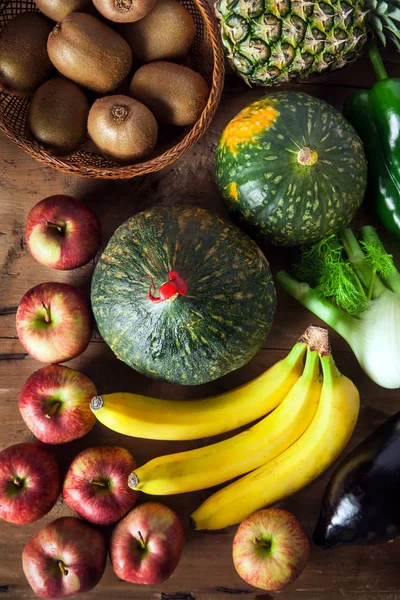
[0,0,225,179]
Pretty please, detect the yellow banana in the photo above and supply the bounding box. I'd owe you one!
[191,349,360,530]
[90,336,308,441]
[128,347,322,495]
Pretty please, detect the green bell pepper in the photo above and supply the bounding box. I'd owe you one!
[344,45,400,245]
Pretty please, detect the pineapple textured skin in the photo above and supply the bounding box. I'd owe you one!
[216,0,369,85]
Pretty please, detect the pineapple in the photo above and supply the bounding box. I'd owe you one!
[215,0,400,85]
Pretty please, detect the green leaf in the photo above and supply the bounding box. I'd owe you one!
[388,5,400,20]
[360,239,396,278]
[293,235,368,316]
[376,2,389,15]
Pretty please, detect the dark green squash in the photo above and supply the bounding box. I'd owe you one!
[215,91,367,247]
[91,206,276,385]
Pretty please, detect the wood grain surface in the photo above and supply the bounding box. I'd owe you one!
[1,38,400,600]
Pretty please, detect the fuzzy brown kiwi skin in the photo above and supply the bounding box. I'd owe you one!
[47,13,132,94]
[27,78,89,156]
[93,0,156,23]
[34,0,92,21]
[119,0,196,62]
[0,12,54,97]
[87,95,158,164]
[130,62,209,126]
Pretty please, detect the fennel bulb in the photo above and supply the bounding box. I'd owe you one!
[276,226,400,389]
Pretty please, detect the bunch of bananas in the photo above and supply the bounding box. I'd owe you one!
[91,325,360,530]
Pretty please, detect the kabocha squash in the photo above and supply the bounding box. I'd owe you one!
[91,206,276,385]
[215,91,367,247]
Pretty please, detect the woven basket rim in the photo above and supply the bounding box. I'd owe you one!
[0,0,225,179]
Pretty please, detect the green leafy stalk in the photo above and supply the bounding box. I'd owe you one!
[360,226,400,294]
[293,233,368,316]
[277,227,400,389]
[276,271,354,339]
[339,229,386,300]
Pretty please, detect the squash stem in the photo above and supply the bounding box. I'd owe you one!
[340,229,385,298]
[275,271,353,338]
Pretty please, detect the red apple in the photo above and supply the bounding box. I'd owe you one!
[16,282,91,364]
[22,516,106,599]
[110,502,185,584]
[26,195,101,270]
[63,446,138,525]
[18,365,97,444]
[232,508,310,591]
[0,442,60,524]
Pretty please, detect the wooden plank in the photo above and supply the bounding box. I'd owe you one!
[1,26,400,600]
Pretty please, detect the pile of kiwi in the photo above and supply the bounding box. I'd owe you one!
[0,0,210,164]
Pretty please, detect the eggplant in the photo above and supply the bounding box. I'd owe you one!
[313,411,400,548]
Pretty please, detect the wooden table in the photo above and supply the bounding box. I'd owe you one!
[1,44,400,600]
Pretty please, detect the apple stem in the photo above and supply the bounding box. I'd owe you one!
[254,538,272,549]
[45,401,61,419]
[46,221,64,233]
[41,301,51,324]
[58,560,69,576]
[13,476,23,487]
[137,530,146,550]
[89,479,108,488]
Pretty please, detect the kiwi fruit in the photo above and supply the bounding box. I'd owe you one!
[28,78,89,156]
[93,0,156,23]
[34,0,92,21]
[47,13,132,93]
[87,95,158,164]
[120,0,195,62]
[0,12,54,96]
[130,62,208,126]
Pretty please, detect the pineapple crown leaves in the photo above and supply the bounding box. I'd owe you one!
[365,0,400,48]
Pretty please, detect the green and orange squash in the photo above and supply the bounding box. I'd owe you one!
[216,91,368,247]
[91,206,276,385]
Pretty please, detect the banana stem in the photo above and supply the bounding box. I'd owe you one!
[319,353,341,383]
[298,325,330,356]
